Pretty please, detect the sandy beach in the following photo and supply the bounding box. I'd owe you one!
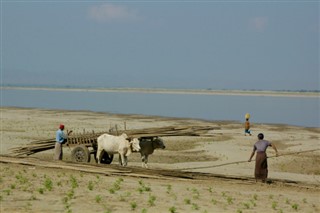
[1,107,319,213]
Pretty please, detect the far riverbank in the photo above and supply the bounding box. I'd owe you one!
[1,86,319,98]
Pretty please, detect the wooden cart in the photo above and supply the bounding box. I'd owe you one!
[10,125,215,164]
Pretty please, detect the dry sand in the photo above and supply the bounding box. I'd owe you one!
[0,107,319,213]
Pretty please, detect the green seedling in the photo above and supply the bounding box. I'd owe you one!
[272,201,278,210]
[211,199,217,205]
[148,195,156,206]
[227,196,233,205]
[192,203,199,210]
[70,175,78,189]
[88,181,94,191]
[253,194,258,200]
[4,189,11,196]
[141,208,147,213]
[130,201,137,210]
[184,198,191,205]
[37,188,44,194]
[95,195,102,203]
[291,203,299,210]
[44,178,53,191]
[10,184,16,189]
[169,206,177,213]
[67,189,74,199]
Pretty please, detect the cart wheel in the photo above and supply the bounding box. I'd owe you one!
[100,151,113,164]
[71,145,91,163]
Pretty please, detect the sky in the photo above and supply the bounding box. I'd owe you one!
[1,0,319,91]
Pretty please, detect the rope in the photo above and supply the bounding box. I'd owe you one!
[180,148,320,171]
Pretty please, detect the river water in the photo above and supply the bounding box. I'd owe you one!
[1,88,319,127]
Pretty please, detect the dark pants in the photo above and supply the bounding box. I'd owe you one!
[255,152,268,181]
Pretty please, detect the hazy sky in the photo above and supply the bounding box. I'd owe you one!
[1,1,319,90]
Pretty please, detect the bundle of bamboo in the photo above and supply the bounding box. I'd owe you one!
[9,125,215,156]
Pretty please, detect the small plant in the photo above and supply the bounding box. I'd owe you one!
[141,208,147,213]
[285,198,290,204]
[88,181,94,191]
[148,194,156,206]
[15,173,28,184]
[37,188,44,194]
[250,199,256,207]
[95,195,102,203]
[44,177,53,191]
[169,206,177,213]
[192,203,199,210]
[211,199,217,205]
[70,175,78,189]
[4,189,11,196]
[253,194,258,200]
[302,198,307,203]
[130,201,137,210]
[237,210,243,213]
[227,196,233,205]
[272,201,278,210]
[291,203,299,210]
[10,184,16,189]
[243,202,250,209]
[67,189,75,199]
[184,198,191,205]
[137,180,151,193]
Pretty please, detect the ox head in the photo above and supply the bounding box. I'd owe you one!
[153,137,166,149]
[128,137,141,152]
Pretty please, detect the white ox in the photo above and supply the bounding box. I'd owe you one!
[96,133,140,166]
[139,137,166,168]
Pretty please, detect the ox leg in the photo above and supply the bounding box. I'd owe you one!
[141,155,145,168]
[141,154,148,168]
[123,155,128,167]
[96,149,102,164]
[144,155,149,168]
[118,154,123,166]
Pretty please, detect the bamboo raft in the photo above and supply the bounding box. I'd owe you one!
[9,125,215,156]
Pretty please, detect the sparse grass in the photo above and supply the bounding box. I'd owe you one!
[3,189,11,196]
[130,201,137,210]
[67,189,75,200]
[44,177,53,191]
[137,180,151,194]
[191,203,199,210]
[0,155,318,213]
[272,201,278,210]
[37,188,44,194]
[95,195,102,203]
[169,206,177,213]
[88,181,94,191]
[70,175,78,189]
[291,203,299,211]
[148,194,156,206]
[184,198,191,205]
[227,196,233,205]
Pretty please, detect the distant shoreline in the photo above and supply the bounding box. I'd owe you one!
[1,86,319,98]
